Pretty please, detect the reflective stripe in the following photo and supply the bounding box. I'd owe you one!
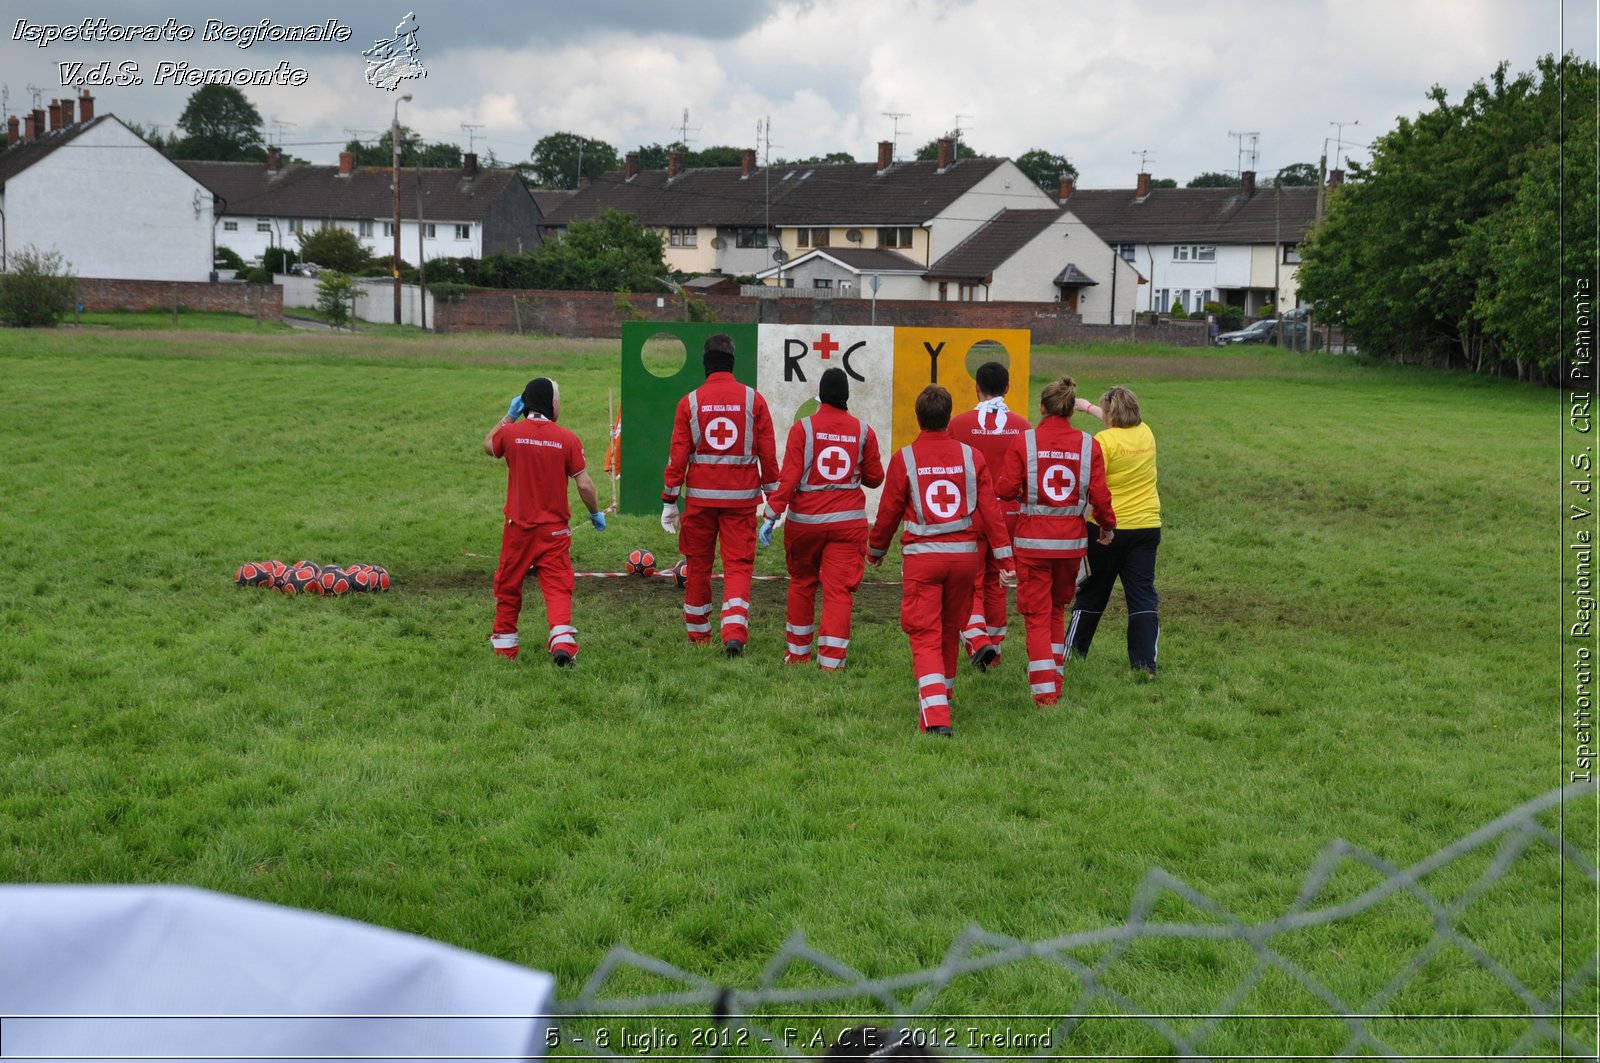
[1029,681,1056,695]
[548,625,577,640]
[988,625,1008,637]
[687,487,761,500]
[906,516,971,536]
[919,694,950,709]
[787,641,813,655]
[724,597,751,610]
[818,636,850,649]
[992,545,1014,560]
[692,453,757,465]
[684,603,713,616]
[904,540,979,555]
[720,615,748,628]
[1014,536,1087,551]
[901,445,923,524]
[685,622,711,634]
[689,391,701,448]
[786,623,817,636]
[789,509,867,525]
[490,633,519,649]
[868,546,887,559]
[796,482,861,493]
[761,482,779,494]
[818,656,846,670]
[663,486,681,499]
[1027,659,1056,671]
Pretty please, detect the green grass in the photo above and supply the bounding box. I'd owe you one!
[0,327,1588,1056]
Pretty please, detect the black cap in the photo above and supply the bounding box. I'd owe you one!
[819,367,849,410]
[522,377,556,420]
[703,332,736,375]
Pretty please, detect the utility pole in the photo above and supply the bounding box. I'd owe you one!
[391,93,411,325]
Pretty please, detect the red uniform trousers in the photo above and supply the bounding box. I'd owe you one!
[901,552,983,730]
[962,509,1021,665]
[782,522,866,669]
[491,521,578,660]
[1016,553,1082,705]
[680,505,757,646]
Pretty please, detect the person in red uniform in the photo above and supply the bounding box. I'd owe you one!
[758,368,884,670]
[948,360,1032,672]
[483,377,605,665]
[995,376,1115,706]
[661,333,780,657]
[869,385,1015,736]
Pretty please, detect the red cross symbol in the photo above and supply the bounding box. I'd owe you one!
[925,479,961,519]
[812,332,840,360]
[1042,464,1077,503]
[817,446,851,481]
[705,416,738,451]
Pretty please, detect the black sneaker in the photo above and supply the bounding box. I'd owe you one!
[972,645,999,672]
[725,640,745,658]
[552,650,573,667]
[926,725,954,737]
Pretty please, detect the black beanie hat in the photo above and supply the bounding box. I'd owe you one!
[818,367,849,410]
[522,377,557,420]
[703,333,736,375]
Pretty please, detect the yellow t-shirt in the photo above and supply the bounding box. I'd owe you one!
[1089,422,1160,529]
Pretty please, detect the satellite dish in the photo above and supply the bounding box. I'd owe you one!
[846,228,862,243]
[709,236,726,249]
[772,249,789,263]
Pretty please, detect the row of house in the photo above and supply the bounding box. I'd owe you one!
[0,94,1331,321]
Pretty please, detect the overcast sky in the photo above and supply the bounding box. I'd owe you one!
[5,0,1596,186]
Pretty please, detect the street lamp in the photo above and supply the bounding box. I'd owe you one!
[392,93,412,324]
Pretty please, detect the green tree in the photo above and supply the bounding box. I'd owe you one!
[0,244,75,326]
[634,142,683,170]
[1185,171,1237,188]
[788,151,857,165]
[689,145,744,168]
[532,208,667,291]
[1149,177,1178,189]
[1273,162,1319,187]
[915,138,980,161]
[528,132,620,188]
[1014,149,1077,194]
[168,85,264,161]
[296,226,374,274]
[314,272,365,330]
[345,127,464,168]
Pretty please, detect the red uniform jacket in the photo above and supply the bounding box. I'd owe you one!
[662,371,780,509]
[949,404,1032,515]
[490,415,585,526]
[763,404,884,528]
[995,416,1115,557]
[868,430,1014,563]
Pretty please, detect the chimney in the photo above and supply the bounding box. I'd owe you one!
[78,90,95,123]
[1241,170,1256,196]
[1136,172,1151,198]
[48,99,62,132]
[6,116,17,147]
[579,175,591,190]
[667,151,683,178]
[625,151,639,179]
[1328,168,1345,188]
[338,151,355,176]
[60,97,74,125]
[267,145,282,173]
[463,152,478,178]
[877,140,893,171]
[936,137,953,170]
[741,147,756,178]
[1058,174,1075,201]
[23,114,36,142]
[32,107,45,139]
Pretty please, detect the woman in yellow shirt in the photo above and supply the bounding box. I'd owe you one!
[1069,386,1161,676]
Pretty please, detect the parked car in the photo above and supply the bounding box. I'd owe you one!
[1214,318,1322,349]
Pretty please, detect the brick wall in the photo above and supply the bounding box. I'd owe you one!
[433,289,1208,347]
[75,278,283,318]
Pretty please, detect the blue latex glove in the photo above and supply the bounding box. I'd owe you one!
[589,511,607,531]
[758,517,777,548]
[506,395,524,419]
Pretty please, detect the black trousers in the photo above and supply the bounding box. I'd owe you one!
[1068,526,1160,672]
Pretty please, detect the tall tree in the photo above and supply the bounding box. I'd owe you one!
[168,85,264,161]
[533,209,667,291]
[1014,149,1077,194]
[344,127,463,168]
[528,132,620,189]
[1185,171,1237,188]
[1273,163,1319,186]
[689,145,744,168]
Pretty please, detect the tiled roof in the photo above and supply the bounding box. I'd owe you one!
[177,159,526,223]
[1060,185,1320,244]
[543,157,1009,229]
[754,247,923,279]
[0,115,115,185]
[924,209,1061,280]
[1053,262,1098,286]
[530,189,575,215]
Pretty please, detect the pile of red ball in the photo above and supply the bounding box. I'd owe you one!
[234,560,391,596]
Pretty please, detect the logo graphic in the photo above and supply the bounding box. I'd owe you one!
[364,12,426,91]
[816,446,852,482]
[1041,463,1077,503]
[705,417,740,451]
[924,479,962,520]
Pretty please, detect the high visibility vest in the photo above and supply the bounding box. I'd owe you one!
[788,413,869,525]
[898,441,981,556]
[1012,427,1094,554]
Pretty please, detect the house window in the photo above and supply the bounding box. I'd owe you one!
[256,219,272,233]
[878,227,914,248]
[938,282,949,302]
[223,220,238,232]
[1173,245,1189,261]
[1195,245,1216,262]
[783,277,795,288]
[813,278,833,290]
[1194,289,1210,313]
[382,222,394,238]
[359,220,373,237]
[959,283,979,302]
[1117,243,1136,261]
[668,227,697,247]
[1283,244,1303,264]
[797,229,809,248]
[287,218,303,234]
[423,223,437,239]
[1153,288,1168,311]
[811,228,830,247]
[455,224,471,240]
[735,228,766,248]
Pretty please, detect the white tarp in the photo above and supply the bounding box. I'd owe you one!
[0,885,555,1061]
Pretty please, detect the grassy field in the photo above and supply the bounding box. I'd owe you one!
[0,318,1589,1057]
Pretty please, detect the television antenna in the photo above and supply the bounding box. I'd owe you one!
[1132,148,1155,172]
[270,115,297,146]
[881,112,909,159]
[460,123,484,153]
[343,127,377,145]
[672,107,699,148]
[952,113,974,158]
[1329,119,1359,169]
[1228,130,1260,177]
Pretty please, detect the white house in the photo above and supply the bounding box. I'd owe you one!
[0,92,216,281]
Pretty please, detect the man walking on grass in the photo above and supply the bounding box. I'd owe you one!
[484,377,605,665]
